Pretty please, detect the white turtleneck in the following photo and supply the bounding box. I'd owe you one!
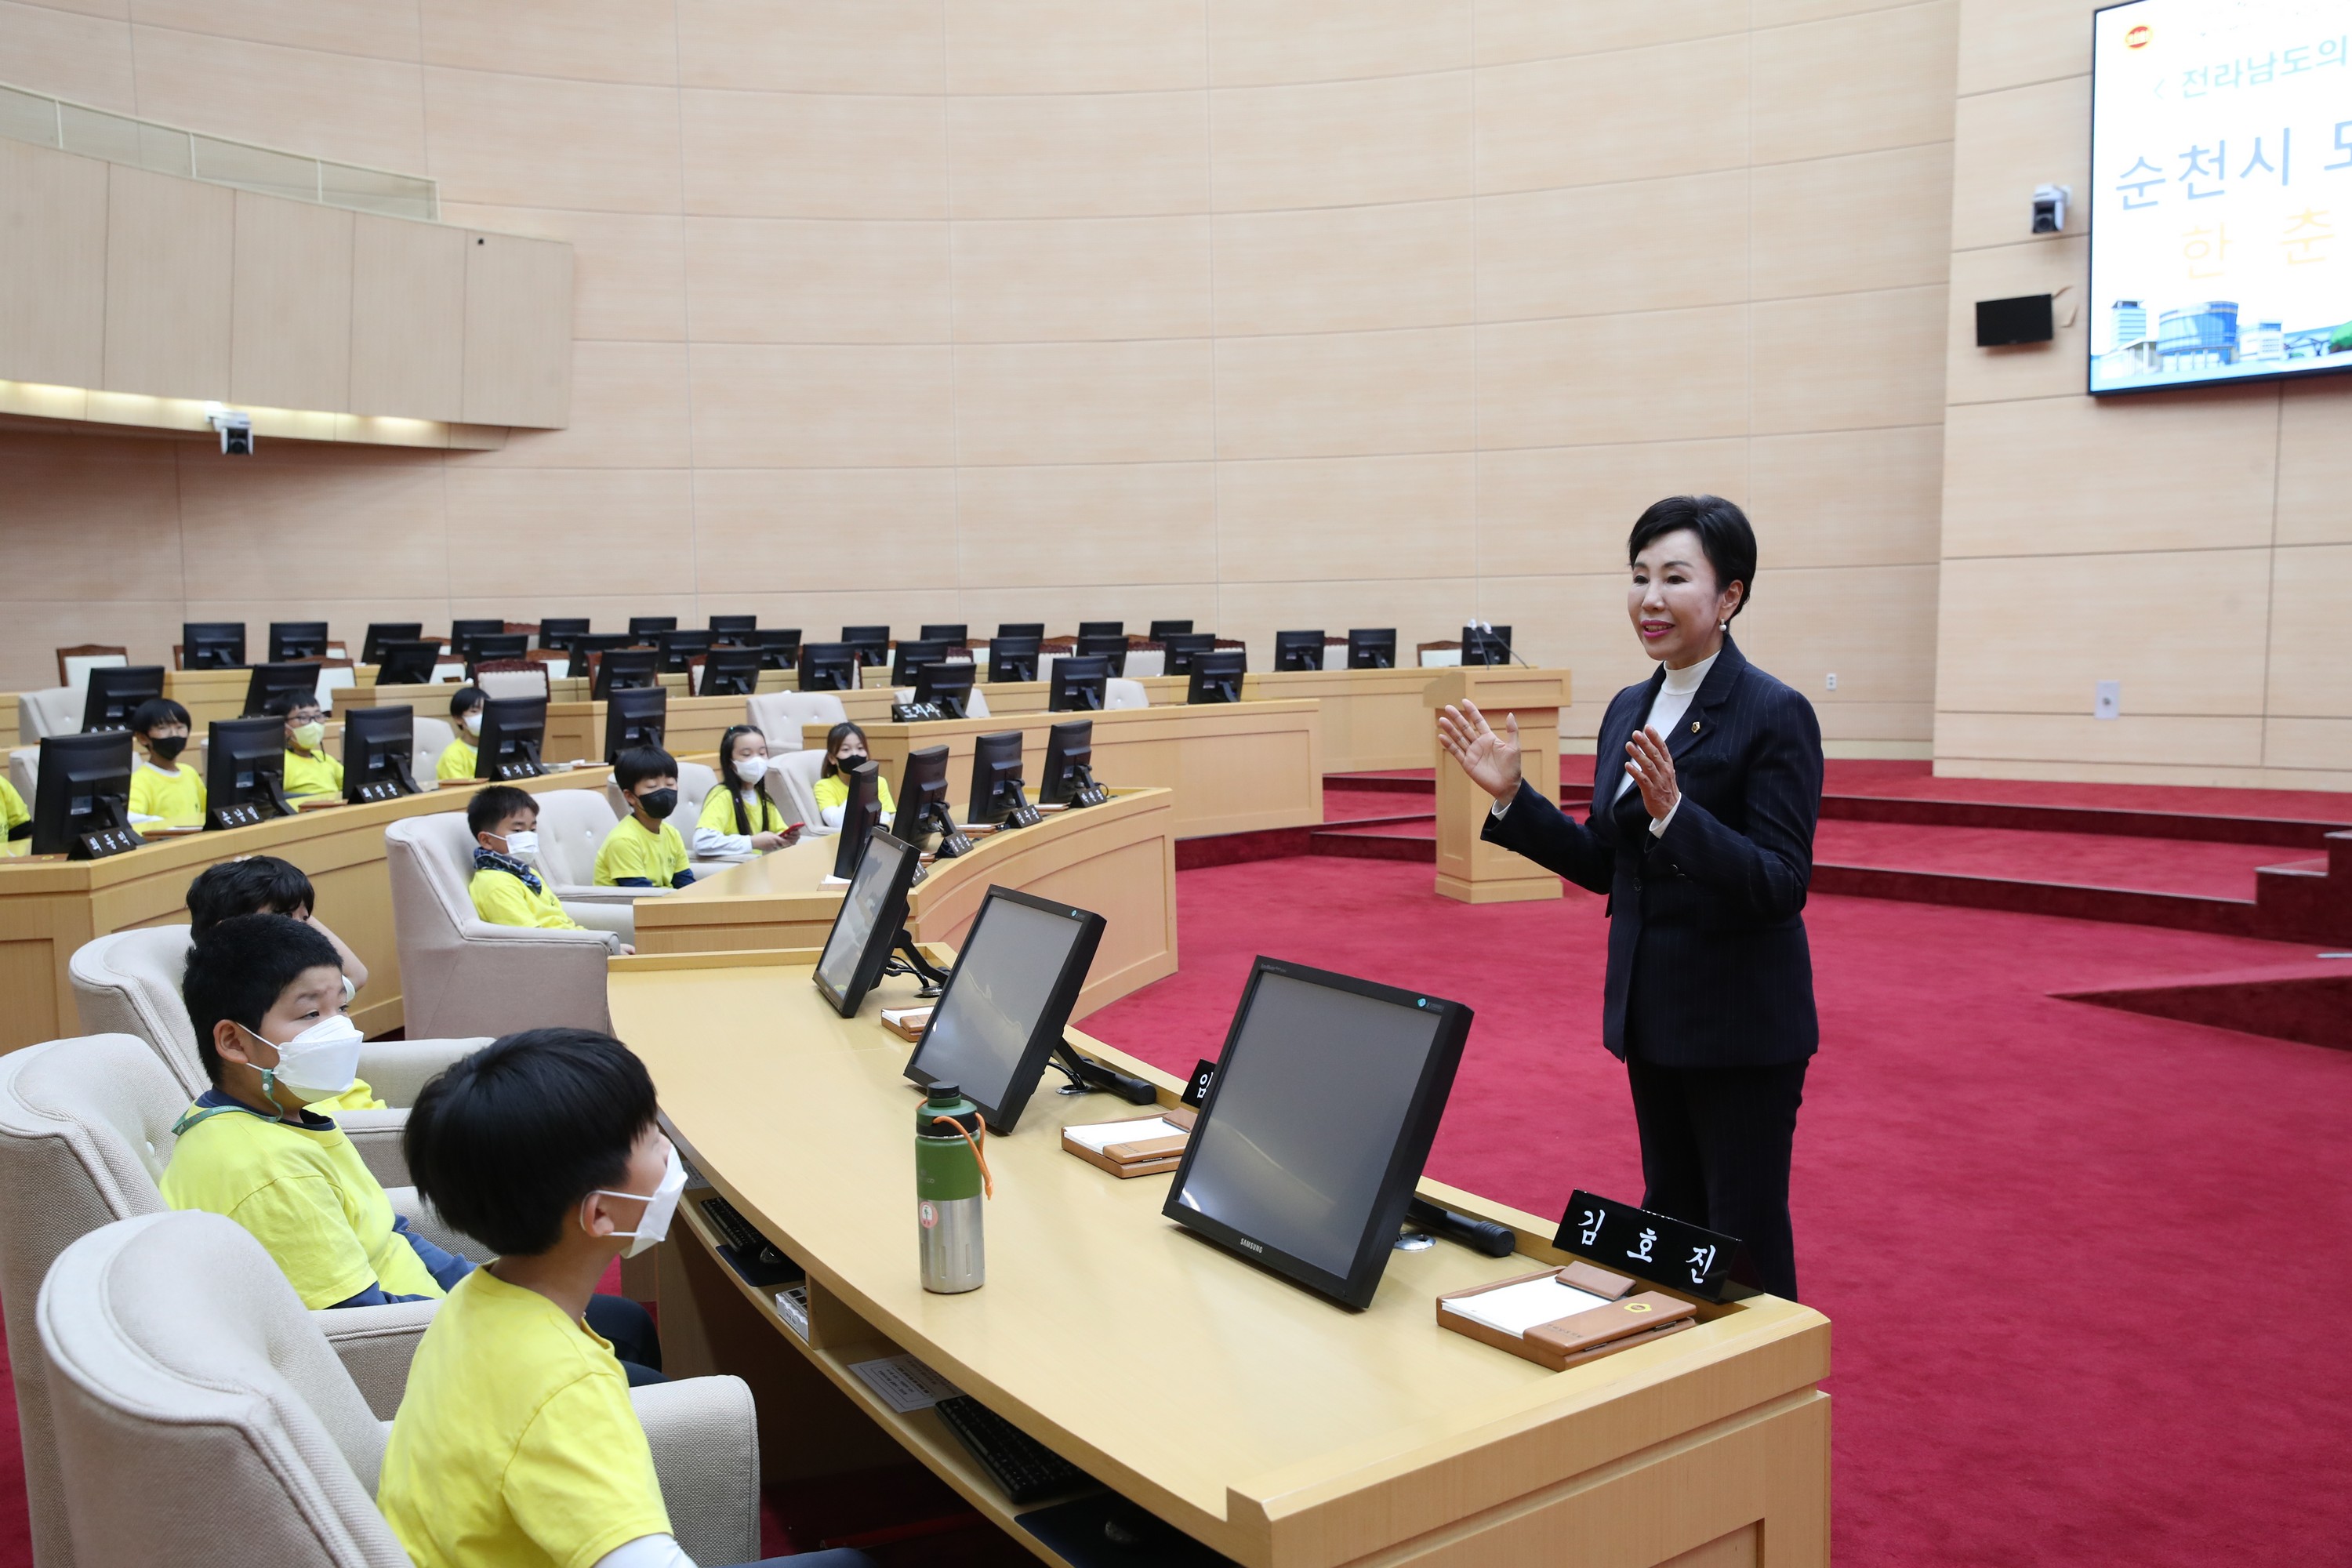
[1493,647,1719,837]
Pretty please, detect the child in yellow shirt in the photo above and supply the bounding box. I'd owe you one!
[186,855,379,1112]
[811,721,895,829]
[595,747,695,890]
[0,774,27,858]
[466,786,630,961]
[438,686,486,782]
[269,691,343,798]
[127,697,207,826]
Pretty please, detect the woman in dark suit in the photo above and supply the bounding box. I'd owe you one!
[1437,495,1823,1299]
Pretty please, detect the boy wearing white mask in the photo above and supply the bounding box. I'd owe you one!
[691,724,801,862]
[267,691,344,799]
[466,785,593,932]
[438,685,488,782]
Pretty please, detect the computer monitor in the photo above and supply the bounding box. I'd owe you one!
[604,687,668,764]
[841,626,890,669]
[1159,632,1214,674]
[268,622,331,662]
[241,663,318,718]
[1077,621,1123,640]
[628,616,678,640]
[204,717,292,827]
[372,641,442,685]
[1274,630,1327,672]
[708,614,758,641]
[655,629,712,673]
[1463,624,1513,666]
[342,703,419,803]
[966,731,1038,829]
[919,623,968,645]
[361,623,423,665]
[1347,629,1396,670]
[797,642,858,692]
[892,745,960,855]
[568,634,632,681]
[80,666,164,732]
[476,697,547,779]
[30,732,140,858]
[910,662,974,720]
[466,633,530,673]
[890,638,953,688]
[591,648,662,699]
[1163,956,1475,1309]
[1187,650,1246,705]
[832,761,884,880]
[1047,656,1108,713]
[1073,634,1127,676]
[182,622,246,670]
[538,617,591,650]
[1149,619,1193,642]
[988,636,1040,684]
[1037,718,1106,808]
[749,628,802,670]
[813,830,921,1018]
[902,887,1107,1133]
[448,620,506,663]
[699,646,762,698]
[996,622,1045,640]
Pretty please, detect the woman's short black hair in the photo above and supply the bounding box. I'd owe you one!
[822,721,869,779]
[448,685,486,720]
[182,914,343,1085]
[129,697,191,734]
[1627,495,1759,620]
[187,856,316,931]
[404,1029,660,1257]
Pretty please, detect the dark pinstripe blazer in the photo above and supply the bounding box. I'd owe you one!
[1481,633,1824,1068]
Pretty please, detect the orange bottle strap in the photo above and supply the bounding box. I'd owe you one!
[931,1114,993,1200]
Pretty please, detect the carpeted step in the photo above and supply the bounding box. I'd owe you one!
[2053,958,2352,1051]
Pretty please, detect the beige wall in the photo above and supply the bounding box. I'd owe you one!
[0,0,1958,756]
[1936,0,2352,790]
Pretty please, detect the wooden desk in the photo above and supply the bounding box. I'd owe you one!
[1242,666,1453,772]
[819,701,1322,840]
[633,788,1176,1019]
[1428,669,1570,905]
[612,952,1831,1568]
[162,668,255,729]
[0,765,610,1051]
[544,693,750,765]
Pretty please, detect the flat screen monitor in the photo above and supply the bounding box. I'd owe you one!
[1159,633,1214,674]
[919,623,968,645]
[832,762,883,880]
[268,622,330,662]
[988,636,1040,684]
[813,830,920,1017]
[361,623,423,665]
[476,697,547,779]
[750,628,802,670]
[204,717,292,825]
[627,616,678,639]
[996,622,1045,641]
[31,732,140,857]
[448,620,505,662]
[538,617,591,650]
[890,638,953,688]
[798,642,858,692]
[1148,619,1192,641]
[604,687,668,764]
[568,634,633,681]
[966,731,1029,826]
[342,703,419,802]
[655,629,712,673]
[81,666,164,732]
[1047,655,1108,712]
[911,662,973,720]
[1076,621,1123,640]
[1462,625,1512,666]
[591,648,662,699]
[699,647,762,698]
[1347,629,1395,670]
[466,633,530,672]
[894,745,953,851]
[841,626,890,669]
[373,641,443,686]
[1163,956,1474,1310]
[1186,650,1245,705]
[708,614,757,640]
[902,887,1106,1134]
[182,622,246,671]
[242,663,318,718]
[1274,630,1327,672]
[1037,719,1098,808]
[1073,634,1127,676]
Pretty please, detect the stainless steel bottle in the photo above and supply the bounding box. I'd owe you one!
[916,1083,985,1293]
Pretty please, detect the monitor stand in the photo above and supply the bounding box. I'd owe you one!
[1062,764,1108,809]
[993,782,1042,830]
[69,799,144,862]
[1047,1040,1156,1105]
[884,931,950,999]
[918,800,973,859]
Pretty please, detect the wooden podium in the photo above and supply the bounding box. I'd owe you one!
[1425,667,1570,905]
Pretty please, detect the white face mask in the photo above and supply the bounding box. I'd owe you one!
[462,710,483,735]
[500,829,539,859]
[735,754,769,786]
[590,1145,686,1258]
[243,1014,364,1102]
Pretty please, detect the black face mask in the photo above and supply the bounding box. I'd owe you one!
[833,753,867,775]
[149,735,188,762]
[637,788,680,820]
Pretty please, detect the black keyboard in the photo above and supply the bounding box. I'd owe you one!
[698,1196,801,1286]
[699,1193,761,1253]
[932,1396,1090,1504]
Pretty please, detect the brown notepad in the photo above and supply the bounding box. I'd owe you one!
[1061,1105,1197,1178]
[1436,1265,1697,1371]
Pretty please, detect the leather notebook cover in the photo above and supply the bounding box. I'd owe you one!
[1522,1293,1697,1356]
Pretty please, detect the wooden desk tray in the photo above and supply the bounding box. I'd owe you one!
[1062,1105,1197,1178]
[1437,1262,1698,1371]
[878,1007,932,1044]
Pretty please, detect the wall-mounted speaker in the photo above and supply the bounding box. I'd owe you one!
[1975,294,2055,347]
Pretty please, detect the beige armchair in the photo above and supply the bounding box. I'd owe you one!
[412,713,456,781]
[747,691,846,753]
[9,745,33,809]
[67,925,487,1189]
[525,788,641,941]
[1106,677,1149,710]
[771,748,831,834]
[41,1211,765,1568]
[19,688,79,743]
[385,812,618,1039]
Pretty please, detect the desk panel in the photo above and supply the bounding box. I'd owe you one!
[1241,666,1456,772]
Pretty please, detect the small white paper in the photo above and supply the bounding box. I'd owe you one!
[1063,1116,1183,1152]
[848,1353,961,1413]
[881,1007,934,1030]
[1441,1276,1613,1338]
[774,1285,809,1342]
[821,874,851,887]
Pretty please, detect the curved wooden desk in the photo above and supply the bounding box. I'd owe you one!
[612,953,1831,1568]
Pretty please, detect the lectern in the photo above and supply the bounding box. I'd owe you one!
[1425,667,1569,904]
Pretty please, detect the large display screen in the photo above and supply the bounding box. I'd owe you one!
[2089,0,2352,394]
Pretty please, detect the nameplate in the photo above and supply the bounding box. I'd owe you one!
[206,804,270,832]
[892,702,949,723]
[72,827,144,862]
[1000,803,1043,829]
[352,781,405,804]
[1067,782,1109,808]
[1180,1058,1218,1109]
[1553,1189,1751,1302]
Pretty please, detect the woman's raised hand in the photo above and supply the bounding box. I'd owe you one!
[1436,699,1523,802]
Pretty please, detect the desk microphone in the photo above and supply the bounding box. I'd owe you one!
[1406,1198,1516,1258]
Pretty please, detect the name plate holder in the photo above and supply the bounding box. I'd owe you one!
[350,780,405,804]
[71,826,145,861]
[205,804,271,833]
[1554,1189,1755,1302]
[892,702,950,724]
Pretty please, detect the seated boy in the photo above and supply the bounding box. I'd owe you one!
[269,691,344,799]
[439,685,487,782]
[0,772,26,858]
[469,785,631,956]
[127,696,206,826]
[596,747,695,890]
[381,1030,833,1568]
[187,855,371,993]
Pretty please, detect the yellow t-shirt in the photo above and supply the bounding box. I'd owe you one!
[283,748,344,798]
[812,771,895,815]
[128,760,206,826]
[158,1099,443,1310]
[0,775,27,858]
[695,785,788,838]
[378,1268,670,1568]
[594,816,689,887]
[437,735,479,782]
[470,866,583,931]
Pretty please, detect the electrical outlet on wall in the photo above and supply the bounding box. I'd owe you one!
[2094,680,2122,720]
[1824,673,1838,691]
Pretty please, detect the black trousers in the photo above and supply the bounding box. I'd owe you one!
[584,1291,665,1386]
[1624,1054,1809,1301]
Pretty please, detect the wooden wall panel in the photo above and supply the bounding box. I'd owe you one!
[0,140,107,391]
[348,212,467,421]
[229,191,354,413]
[461,227,574,427]
[102,165,234,400]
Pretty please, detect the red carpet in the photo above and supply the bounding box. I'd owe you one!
[1080,858,2352,1567]
[1812,818,2293,901]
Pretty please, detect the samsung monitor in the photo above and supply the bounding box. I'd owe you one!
[655,629,712,673]
[813,830,920,1017]
[1163,956,1474,1309]
[988,636,1040,684]
[591,648,662,699]
[996,622,1045,641]
[890,638,953,688]
[893,744,956,853]
[476,697,547,779]
[902,887,1106,1133]
[797,642,858,692]
[1047,655,1108,713]
[1462,625,1513,666]
[708,614,758,641]
[1159,632,1214,675]
[919,623,968,645]
[910,662,974,720]
[604,687,668,764]
[568,633,633,681]
[966,731,1037,828]
[699,646,762,698]
[1037,718,1106,808]
[342,703,419,803]
[1076,621,1123,640]
[372,641,443,686]
[80,666,165,732]
[268,622,331,662]
[361,623,424,665]
[627,616,679,640]
[1274,630,1327,672]
[831,761,884,880]
[182,622,246,670]
[1346,629,1396,670]
[1073,633,1127,677]
[749,628,803,670]
[241,663,319,718]
[1186,650,1246,705]
[1148,619,1193,642]
[465,633,530,672]
[448,620,505,662]
[31,733,141,858]
[537,617,592,651]
[841,626,891,669]
[203,717,292,827]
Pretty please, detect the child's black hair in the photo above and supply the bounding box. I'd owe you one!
[187,856,315,932]
[821,721,869,779]
[716,724,766,837]
[448,685,486,720]
[467,784,539,839]
[129,697,191,735]
[613,746,679,793]
[181,914,343,1086]
[263,690,321,720]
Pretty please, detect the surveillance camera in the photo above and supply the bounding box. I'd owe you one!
[2031,183,2070,235]
[206,409,255,456]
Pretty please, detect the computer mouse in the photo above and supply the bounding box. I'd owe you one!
[1102,1504,1160,1548]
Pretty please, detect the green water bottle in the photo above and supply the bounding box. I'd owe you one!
[916,1083,986,1293]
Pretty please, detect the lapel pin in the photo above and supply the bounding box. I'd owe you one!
[1690,720,1700,733]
